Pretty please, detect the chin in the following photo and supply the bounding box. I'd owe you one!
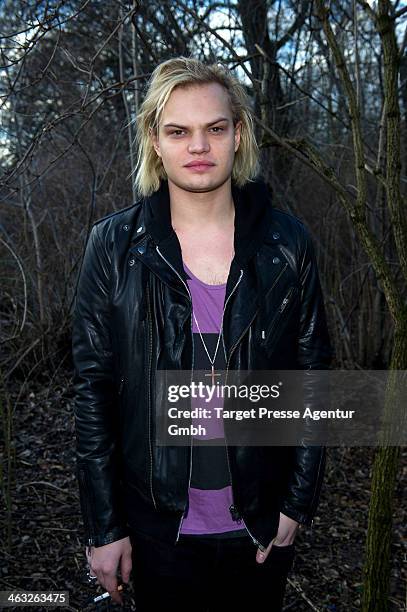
[169,173,231,193]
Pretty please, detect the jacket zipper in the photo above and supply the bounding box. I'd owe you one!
[259,262,289,341]
[223,339,265,550]
[78,466,96,547]
[155,246,195,543]
[262,283,296,345]
[218,270,266,550]
[223,262,290,550]
[155,247,246,543]
[175,309,194,543]
[221,270,243,362]
[146,281,157,510]
[307,449,325,534]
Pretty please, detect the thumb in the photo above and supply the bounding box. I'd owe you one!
[256,539,274,564]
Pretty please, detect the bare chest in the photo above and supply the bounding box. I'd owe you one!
[177,230,234,285]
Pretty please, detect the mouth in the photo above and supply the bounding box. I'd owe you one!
[184,162,215,171]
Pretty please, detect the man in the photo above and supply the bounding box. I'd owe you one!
[72,56,333,611]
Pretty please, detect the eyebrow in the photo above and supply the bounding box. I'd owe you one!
[163,117,230,129]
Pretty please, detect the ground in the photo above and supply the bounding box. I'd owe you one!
[0,374,405,611]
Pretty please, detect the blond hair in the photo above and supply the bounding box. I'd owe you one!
[132,56,260,197]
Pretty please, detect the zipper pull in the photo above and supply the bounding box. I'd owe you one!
[279,286,296,312]
[229,504,242,522]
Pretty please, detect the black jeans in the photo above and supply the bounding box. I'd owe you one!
[129,529,295,611]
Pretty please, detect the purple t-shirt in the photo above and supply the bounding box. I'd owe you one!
[179,262,247,538]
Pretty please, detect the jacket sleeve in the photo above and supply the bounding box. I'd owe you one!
[72,222,129,547]
[279,223,334,526]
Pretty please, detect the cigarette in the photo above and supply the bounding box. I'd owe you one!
[86,583,124,605]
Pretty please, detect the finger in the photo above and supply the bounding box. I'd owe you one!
[109,589,123,606]
[87,569,99,584]
[89,564,101,585]
[102,573,123,605]
[120,552,132,584]
[91,571,102,587]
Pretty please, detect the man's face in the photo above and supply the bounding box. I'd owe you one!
[151,82,242,193]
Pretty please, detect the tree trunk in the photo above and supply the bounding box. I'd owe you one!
[361,317,407,611]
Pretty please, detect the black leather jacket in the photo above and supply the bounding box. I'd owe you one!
[72,178,333,550]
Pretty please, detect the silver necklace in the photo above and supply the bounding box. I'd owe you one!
[193,311,224,385]
[187,251,235,384]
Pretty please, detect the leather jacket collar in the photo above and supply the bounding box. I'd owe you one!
[129,178,276,284]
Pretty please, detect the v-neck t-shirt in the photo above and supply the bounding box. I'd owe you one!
[178,262,247,538]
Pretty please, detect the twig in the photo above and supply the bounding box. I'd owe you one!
[287,577,322,611]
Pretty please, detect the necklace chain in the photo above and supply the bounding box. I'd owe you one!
[187,255,234,377]
[192,311,224,368]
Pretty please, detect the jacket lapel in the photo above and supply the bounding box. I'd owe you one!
[128,178,290,361]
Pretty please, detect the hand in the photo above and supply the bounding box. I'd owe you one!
[86,536,132,605]
[256,512,299,564]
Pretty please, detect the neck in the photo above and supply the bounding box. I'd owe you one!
[168,178,235,232]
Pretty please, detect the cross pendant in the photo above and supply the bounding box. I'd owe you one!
[205,365,221,385]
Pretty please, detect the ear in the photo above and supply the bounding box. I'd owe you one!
[149,127,162,158]
[234,120,242,153]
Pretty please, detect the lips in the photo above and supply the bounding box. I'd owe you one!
[184,161,215,167]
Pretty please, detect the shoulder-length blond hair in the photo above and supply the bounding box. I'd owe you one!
[132,56,260,198]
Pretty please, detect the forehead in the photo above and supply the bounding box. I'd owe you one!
[160,82,233,123]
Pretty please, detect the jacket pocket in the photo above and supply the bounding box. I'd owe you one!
[260,285,300,352]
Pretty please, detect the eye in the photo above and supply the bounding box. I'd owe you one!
[170,130,185,136]
[210,127,224,133]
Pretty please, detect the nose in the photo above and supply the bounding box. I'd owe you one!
[188,130,210,154]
